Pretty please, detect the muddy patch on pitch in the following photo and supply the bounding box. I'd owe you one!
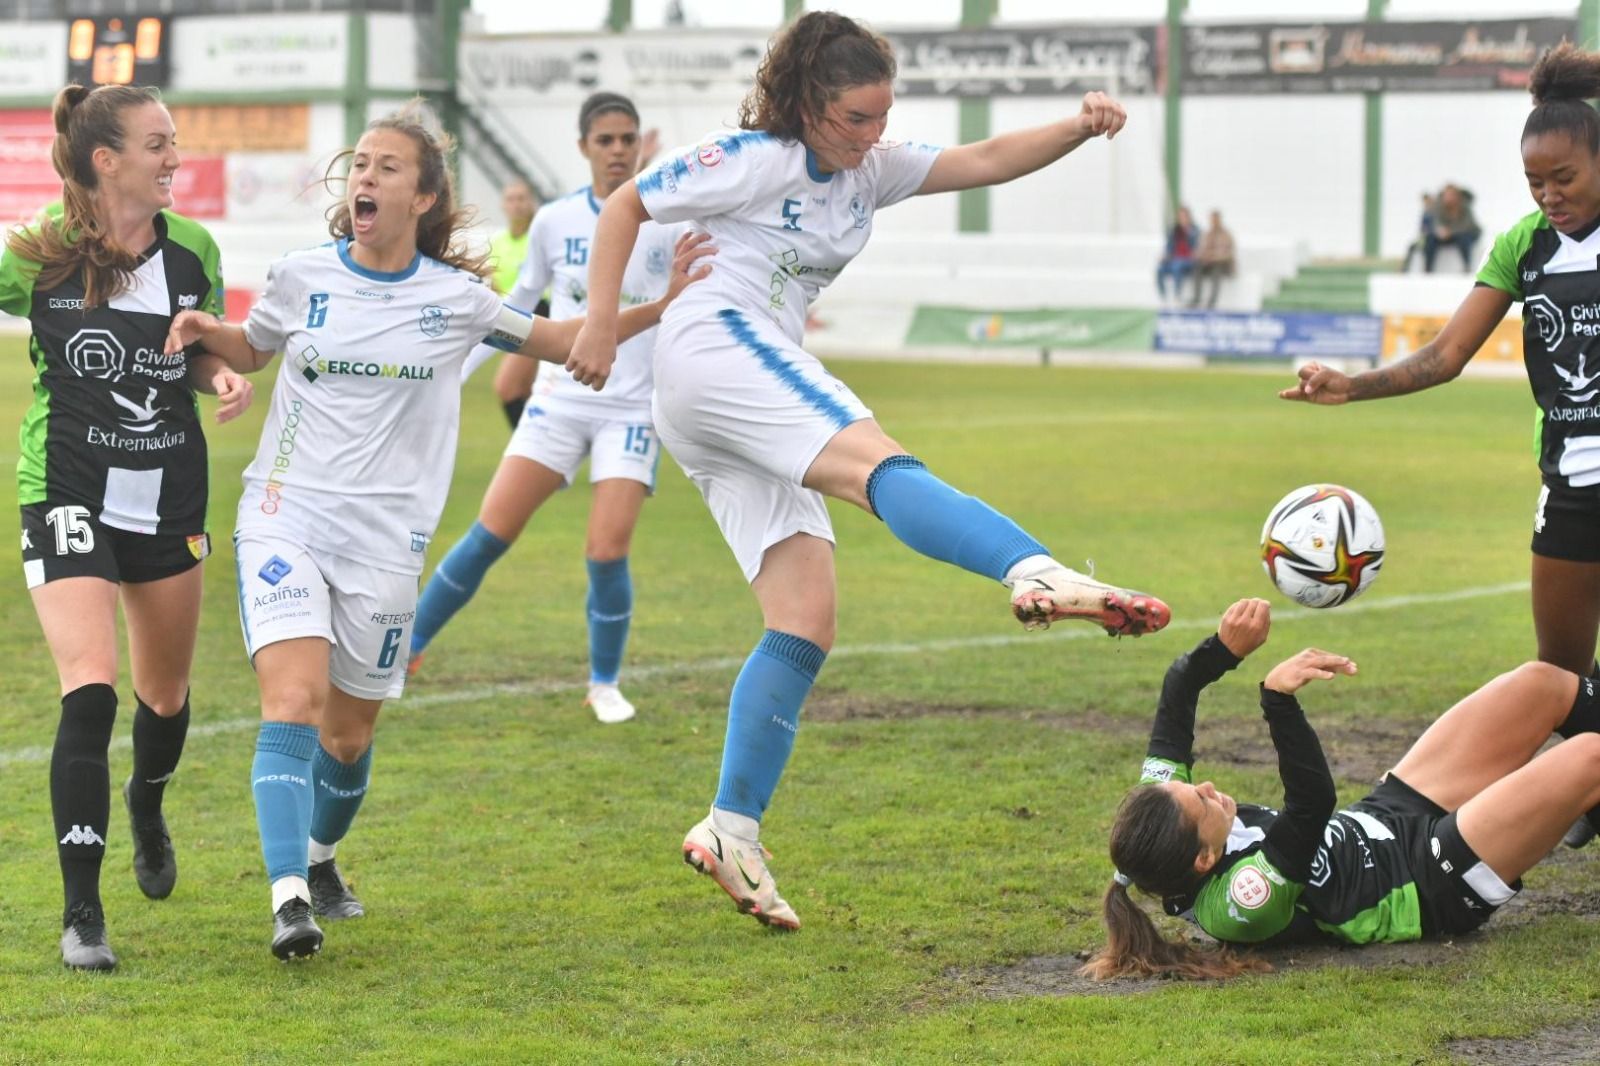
[1446,1021,1600,1065]
[804,694,1420,784]
[956,847,1600,1000]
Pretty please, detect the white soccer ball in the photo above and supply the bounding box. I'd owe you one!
[1260,484,1385,608]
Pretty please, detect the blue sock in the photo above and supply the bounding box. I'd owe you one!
[586,557,632,685]
[712,630,826,821]
[310,743,372,847]
[411,522,510,656]
[866,455,1047,581]
[251,721,318,883]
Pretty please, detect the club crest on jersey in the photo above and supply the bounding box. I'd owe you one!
[186,533,211,561]
[646,245,668,275]
[419,305,451,338]
[849,194,869,229]
[697,142,724,168]
[1228,866,1272,910]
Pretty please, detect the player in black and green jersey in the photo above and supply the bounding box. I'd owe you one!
[1083,598,1600,981]
[2,84,250,971]
[1281,42,1600,848]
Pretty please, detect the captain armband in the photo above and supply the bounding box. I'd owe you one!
[483,304,534,352]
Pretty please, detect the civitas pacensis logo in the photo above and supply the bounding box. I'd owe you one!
[65,329,127,380]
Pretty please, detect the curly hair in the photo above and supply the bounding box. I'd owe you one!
[324,101,488,277]
[5,83,164,307]
[1525,41,1600,153]
[737,11,896,143]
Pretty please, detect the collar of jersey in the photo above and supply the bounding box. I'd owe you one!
[584,186,602,215]
[337,237,421,282]
[803,146,835,185]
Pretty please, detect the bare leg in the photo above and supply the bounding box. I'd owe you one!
[585,477,647,562]
[1390,662,1577,811]
[479,455,566,543]
[30,577,119,694]
[800,418,906,514]
[1456,733,1600,881]
[122,564,202,714]
[752,533,837,650]
[1532,554,1600,673]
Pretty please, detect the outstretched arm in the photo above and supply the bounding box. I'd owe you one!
[1280,285,1512,405]
[564,183,651,389]
[917,91,1126,196]
[1142,599,1271,781]
[1256,649,1354,879]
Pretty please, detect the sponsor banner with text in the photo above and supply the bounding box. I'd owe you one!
[1155,310,1383,358]
[905,306,1155,349]
[1183,17,1574,94]
[0,24,68,97]
[171,14,347,92]
[459,32,766,101]
[885,25,1158,97]
[1383,313,1523,365]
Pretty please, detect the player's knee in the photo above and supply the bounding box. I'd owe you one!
[260,681,323,725]
[1508,660,1576,707]
[585,539,631,562]
[138,685,190,717]
[319,727,372,764]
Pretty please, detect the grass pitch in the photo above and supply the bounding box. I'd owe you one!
[1,339,1596,1065]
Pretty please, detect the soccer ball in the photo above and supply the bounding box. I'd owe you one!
[1260,484,1385,608]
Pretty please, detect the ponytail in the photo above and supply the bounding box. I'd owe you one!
[1080,785,1272,982]
[1081,879,1270,981]
[738,11,896,143]
[5,83,160,307]
[1524,41,1600,154]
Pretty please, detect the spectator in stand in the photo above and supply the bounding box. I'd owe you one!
[1156,205,1198,305]
[1189,209,1235,309]
[1402,191,1436,273]
[1424,183,1481,273]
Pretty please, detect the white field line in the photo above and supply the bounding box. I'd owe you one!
[0,580,1528,768]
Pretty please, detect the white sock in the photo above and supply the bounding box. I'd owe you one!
[308,839,337,864]
[271,875,310,913]
[710,806,760,841]
[1003,554,1058,585]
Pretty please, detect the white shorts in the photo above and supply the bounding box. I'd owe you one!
[652,309,871,582]
[234,532,418,701]
[505,403,661,490]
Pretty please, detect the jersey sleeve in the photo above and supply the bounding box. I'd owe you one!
[0,244,39,319]
[1192,851,1304,944]
[636,132,768,224]
[1476,212,1541,299]
[1258,687,1338,881]
[243,259,295,354]
[1138,634,1243,784]
[868,140,944,209]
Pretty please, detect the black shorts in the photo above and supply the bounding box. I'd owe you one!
[1531,483,1600,562]
[1354,774,1519,936]
[20,503,209,588]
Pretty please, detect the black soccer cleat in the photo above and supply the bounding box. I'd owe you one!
[61,901,117,971]
[123,777,177,900]
[271,898,323,961]
[1563,817,1597,850]
[308,859,365,921]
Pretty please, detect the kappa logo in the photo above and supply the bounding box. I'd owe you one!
[65,328,127,380]
[419,304,452,338]
[59,824,106,846]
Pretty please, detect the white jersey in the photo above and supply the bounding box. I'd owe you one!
[238,239,516,574]
[467,186,679,414]
[636,131,941,343]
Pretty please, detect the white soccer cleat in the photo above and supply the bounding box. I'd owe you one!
[1008,566,1171,637]
[585,683,636,724]
[681,812,800,931]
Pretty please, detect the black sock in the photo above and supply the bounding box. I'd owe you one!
[502,398,525,429]
[1557,672,1600,738]
[127,692,190,814]
[52,684,117,920]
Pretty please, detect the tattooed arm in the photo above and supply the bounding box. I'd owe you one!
[1280,285,1514,405]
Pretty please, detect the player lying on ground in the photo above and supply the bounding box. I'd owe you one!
[1084,598,1600,980]
[165,105,712,961]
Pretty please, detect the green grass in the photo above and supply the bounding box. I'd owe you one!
[1,338,1595,1065]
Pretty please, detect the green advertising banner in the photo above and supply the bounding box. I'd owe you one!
[905,306,1156,349]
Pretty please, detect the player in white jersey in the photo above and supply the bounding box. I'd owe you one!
[165,107,710,960]
[565,11,1172,930]
[418,93,680,724]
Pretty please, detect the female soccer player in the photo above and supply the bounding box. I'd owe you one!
[1281,42,1600,846]
[563,11,1171,929]
[0,84,250,970]
[166,106,708,960]
[1084,598,1600,980]
[415,92,682,724]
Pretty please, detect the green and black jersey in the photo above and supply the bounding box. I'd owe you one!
[1478,209,1600,490]
[0,208,224,535]
[1141,636,1426,945]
